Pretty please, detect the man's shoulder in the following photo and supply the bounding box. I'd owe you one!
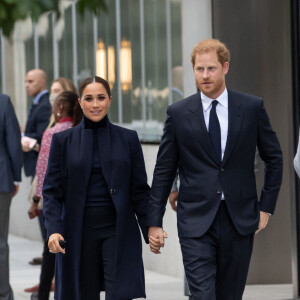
[0,93,10,103]
[228,89,262,105]
[38,92,50,106]
[0,93,13,117]
[169,92,200,111]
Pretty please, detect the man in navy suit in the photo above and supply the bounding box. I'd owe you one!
[148,39,283,299]
[23,69,51,266]
[0,93,23,300]
[23,69,51,178]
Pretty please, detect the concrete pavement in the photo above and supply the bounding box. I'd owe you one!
[8,235,294,300]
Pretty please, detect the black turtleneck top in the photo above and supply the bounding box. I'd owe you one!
[84,115,113,207]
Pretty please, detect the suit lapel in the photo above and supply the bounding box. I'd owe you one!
[222,90,243,165]
[187,94,220,165]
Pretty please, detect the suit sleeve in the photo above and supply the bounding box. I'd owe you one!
[130,131,150,243]
[43,133,64,239]
[257,100,283,214]
[148,106,179,227]
[5,96,23,182]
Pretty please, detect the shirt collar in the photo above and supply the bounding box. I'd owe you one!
[33,89,48,105]
[200,88,228,112]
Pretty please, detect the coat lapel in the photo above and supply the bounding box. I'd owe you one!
[187,93,220,165]
[97,121,112,187]
[222,90,243,165]
[78,119,93,190]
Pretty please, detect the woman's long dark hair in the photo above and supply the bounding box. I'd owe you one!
[56,91,83,126]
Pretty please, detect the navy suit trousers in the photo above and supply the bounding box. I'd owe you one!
[180,201,254,300]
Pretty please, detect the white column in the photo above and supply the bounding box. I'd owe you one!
[181,0,212,97]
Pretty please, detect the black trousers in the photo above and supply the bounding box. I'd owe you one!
[38,240,55,300]
[80,205,124,300]
[180,201,254,300]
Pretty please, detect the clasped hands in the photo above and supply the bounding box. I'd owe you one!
[148,226,168,254]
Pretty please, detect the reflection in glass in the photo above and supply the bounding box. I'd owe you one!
[96,39,106,79]
[108,46,115,89]
[39,13,54,87]
[120,39,132,93]
[58,3,73,84]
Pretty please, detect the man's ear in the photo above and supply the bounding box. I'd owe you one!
[223,62,229,75]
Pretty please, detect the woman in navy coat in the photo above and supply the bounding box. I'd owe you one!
[43,76,150,300]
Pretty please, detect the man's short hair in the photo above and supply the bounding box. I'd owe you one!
[191,39,230,67]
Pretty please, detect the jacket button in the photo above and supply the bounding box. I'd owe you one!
[220,168,224,172]
[110,189,116,194]
[217,189,222,194]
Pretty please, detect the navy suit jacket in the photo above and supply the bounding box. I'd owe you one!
[43,118,149,300]
[24,92,51,177]
[0,94,23,193]
[148,90,283,237]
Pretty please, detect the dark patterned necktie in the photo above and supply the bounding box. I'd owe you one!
[209,100,221,162]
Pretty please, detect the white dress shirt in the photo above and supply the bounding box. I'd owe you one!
[201,88,228,199]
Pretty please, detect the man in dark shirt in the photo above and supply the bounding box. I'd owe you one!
[23,69,51,178]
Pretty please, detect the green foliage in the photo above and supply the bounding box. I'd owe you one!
[0,0,107,38]
[77,0,107,16]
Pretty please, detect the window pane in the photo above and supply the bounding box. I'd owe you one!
[39,13,54,88]
[58,3,73,83]
[24,20,35,110]
[76,6,94,86]
[171,0,183,103]
[97,0,119,122]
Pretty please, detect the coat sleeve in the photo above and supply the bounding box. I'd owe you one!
[43,133,64,239]
[257,100,283,214]
[148,106,179,227]
[130,131,150,243]
[35,129,52,198]
[5,96,23,182]
[294,130,300,178]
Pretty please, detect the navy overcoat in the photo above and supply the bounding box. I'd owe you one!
[43,117,150,300]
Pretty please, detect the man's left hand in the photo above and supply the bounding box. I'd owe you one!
[255,211,270,235]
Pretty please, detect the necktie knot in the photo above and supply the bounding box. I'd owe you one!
[212,100,218,109]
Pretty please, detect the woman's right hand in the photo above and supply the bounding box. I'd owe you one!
[48,233,66,254]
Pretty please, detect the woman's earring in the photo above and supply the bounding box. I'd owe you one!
[56,112,61,117]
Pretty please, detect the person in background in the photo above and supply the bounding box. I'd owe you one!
[23,69,51,267]
[23,69,51,178]
[0,93,23,300]
[47,77,77,129]
[43,76,149,300]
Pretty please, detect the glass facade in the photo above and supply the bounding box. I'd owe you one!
[2,0,182,142]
